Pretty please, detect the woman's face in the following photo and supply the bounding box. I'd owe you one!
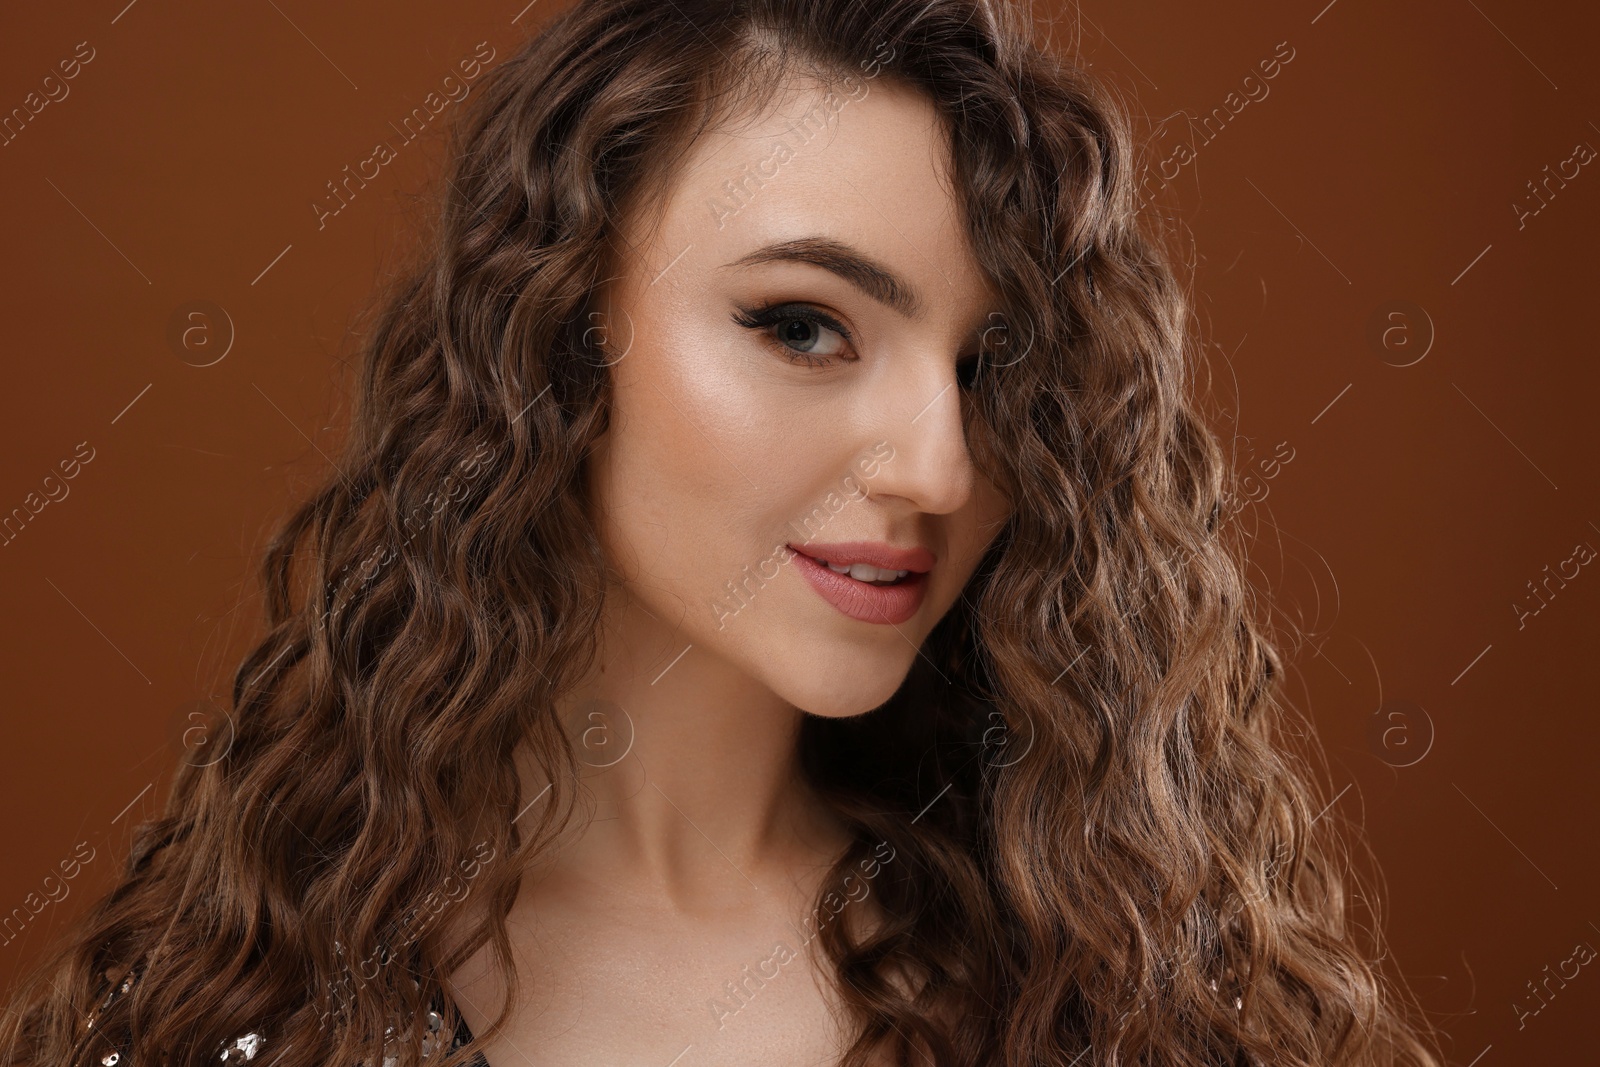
[586,74,1012,718]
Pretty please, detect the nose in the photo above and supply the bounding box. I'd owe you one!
[863,359,976,516]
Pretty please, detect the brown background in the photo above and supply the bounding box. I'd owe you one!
[2,0,1595,1060]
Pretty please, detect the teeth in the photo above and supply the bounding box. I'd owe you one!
[816,559,909,582]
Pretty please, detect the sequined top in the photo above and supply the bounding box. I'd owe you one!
[85,967,491,1067]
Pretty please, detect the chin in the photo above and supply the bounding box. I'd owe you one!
[767,649,915,719]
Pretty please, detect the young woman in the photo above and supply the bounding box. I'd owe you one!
[2,0,1447,1065]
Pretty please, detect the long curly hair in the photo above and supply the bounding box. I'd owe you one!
[1,1,1448,1065]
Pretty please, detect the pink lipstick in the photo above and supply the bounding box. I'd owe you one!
[786,541,933,625]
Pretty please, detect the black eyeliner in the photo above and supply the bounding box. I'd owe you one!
[730,301,854,342]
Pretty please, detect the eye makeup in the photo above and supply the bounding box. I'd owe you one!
[732,299,985,387]
[731,301,857,368]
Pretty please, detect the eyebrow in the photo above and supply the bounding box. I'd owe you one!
[720,236,924,320]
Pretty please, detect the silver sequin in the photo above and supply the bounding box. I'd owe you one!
[218,1032,263,1061]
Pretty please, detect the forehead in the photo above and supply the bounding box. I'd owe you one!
[622,76,998,318]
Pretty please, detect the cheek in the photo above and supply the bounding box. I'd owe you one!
[943,482,1010,591]
[594,331,819,595]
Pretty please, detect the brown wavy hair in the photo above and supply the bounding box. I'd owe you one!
[2,0,1448,1064]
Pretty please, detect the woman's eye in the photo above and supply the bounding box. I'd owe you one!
[732,303,855,368]
[773,316,846,359]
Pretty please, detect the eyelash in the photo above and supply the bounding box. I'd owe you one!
[732,301,985,387]
[731,302,856,368]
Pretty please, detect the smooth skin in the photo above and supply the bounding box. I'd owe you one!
[448,72,1013,1066]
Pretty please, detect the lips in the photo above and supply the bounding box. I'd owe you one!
[787,541,933,625]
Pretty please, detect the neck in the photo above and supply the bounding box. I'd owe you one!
[517,590,849,909]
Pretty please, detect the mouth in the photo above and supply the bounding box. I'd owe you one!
[787,542,932,625]
[807,557,914,585]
